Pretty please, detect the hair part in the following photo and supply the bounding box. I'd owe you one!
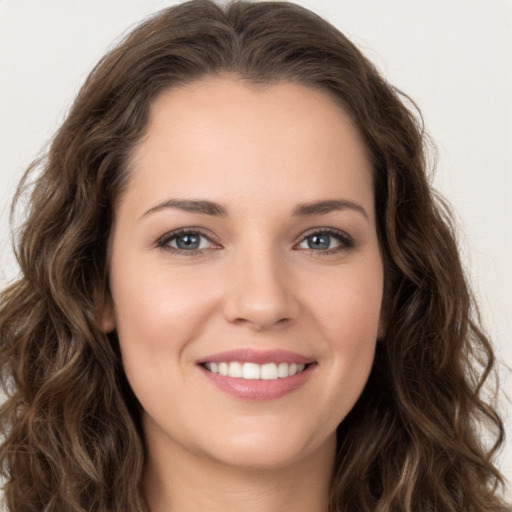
[0,1,508,510]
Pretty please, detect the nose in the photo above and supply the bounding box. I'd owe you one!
[222,246,300,331]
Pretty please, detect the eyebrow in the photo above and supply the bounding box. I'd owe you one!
[291,199,369,220]
[141,198,369,221]
[142,199,228,218]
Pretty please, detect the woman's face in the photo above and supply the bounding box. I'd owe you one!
[104,76,385,471]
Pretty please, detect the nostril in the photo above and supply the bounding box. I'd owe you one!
[222,261,300,329]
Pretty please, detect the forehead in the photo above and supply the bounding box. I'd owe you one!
[124,76,374,218]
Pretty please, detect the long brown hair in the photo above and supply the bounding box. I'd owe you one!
[0,1,508,510]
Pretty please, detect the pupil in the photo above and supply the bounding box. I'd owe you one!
[308,234,330,250]
[177,234,200,250]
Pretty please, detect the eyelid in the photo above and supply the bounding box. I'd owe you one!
[156,227,221,255]
[155,226,355,256]
[294,227,355,253]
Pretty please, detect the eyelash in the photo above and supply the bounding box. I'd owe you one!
[156,228,218,256]
[297,227,355,255]
[155,227,355,256]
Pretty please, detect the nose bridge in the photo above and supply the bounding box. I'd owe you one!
[223,234,299,330]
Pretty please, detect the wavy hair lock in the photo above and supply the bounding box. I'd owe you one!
[0,1,508,510]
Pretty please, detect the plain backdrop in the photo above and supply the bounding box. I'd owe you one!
[1,0,511,499]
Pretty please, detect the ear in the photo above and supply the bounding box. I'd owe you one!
[95,288,116,333]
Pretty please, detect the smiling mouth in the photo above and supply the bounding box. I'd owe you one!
[202,361,310,380]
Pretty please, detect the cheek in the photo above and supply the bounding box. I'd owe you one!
[301,260,383,393]
[109,266,219,421]
[109,261,219,367]
[307,262,383,342]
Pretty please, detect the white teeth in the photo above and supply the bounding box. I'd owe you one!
[261,363,278,380]
[227,361,243,378]
[204,361,308,380]
[242,362,261,379]
[277,362,289,378]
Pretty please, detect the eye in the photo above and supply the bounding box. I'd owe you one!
[156,229,219,255]
[296,229,354,253]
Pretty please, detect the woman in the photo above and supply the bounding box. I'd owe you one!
[0,1,509,510]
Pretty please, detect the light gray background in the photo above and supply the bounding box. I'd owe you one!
[1,0,511,499]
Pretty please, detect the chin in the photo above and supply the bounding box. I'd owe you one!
[195,422,337,472]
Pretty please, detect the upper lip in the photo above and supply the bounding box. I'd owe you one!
[197,348,314,365]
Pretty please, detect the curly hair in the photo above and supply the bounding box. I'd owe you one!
[0,1,508,510]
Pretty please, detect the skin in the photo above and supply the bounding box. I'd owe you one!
[103,76,385,512]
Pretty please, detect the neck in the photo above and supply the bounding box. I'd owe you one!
[142,428,335,512]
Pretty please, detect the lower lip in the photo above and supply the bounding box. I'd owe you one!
[199,364,315,400]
